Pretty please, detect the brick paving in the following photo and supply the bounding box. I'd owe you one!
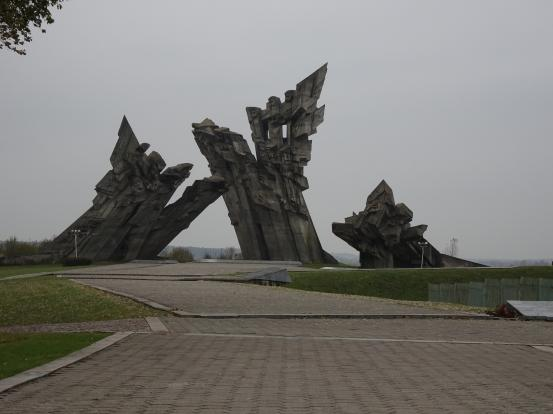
[76,279,463,315]
[1,332,552,413]
[2,265,553,412]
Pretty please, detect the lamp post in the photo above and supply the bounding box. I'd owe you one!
[70,229,81,259]
[417,241,429,268]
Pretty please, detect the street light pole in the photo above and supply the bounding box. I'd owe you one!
[417,241,429,268]
[70,229,81,259]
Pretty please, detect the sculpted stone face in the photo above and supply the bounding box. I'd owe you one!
[48,116,226,261]
[332,180,442,268]
[193,64,336,264]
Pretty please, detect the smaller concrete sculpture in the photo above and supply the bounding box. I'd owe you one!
[332,180,442,268]
[49,116,226,261]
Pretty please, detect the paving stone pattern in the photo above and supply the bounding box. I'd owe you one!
[1,333,553,413]
[2,263,553,412]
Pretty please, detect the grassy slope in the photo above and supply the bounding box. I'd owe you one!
[0,276,165,327]
[0,332,109,379]
[289,266,553,301]
[0,264,73,279]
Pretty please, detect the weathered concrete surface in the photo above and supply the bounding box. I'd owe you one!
[508,300,553,320]
[242,267,291,284]
[333,180,486,269]
[48,117,225,262]
[194,65,336,264]
[333,180,442,268]
[137,176,226,258]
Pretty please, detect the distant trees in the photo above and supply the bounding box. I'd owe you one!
[0,236,56,265]
[160,246,240,261]
[218,247,236,260]
[165,247,194,263]
[0,0,64,55]
[0,236,53,258]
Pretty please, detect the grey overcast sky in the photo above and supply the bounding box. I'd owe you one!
[1,0,552,260]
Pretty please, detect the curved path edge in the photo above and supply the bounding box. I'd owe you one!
[74,278,495,320]
[0,331,132,394]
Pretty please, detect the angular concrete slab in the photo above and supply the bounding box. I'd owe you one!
[241,267,291,284]
[507,300,553,320]
[145,317,169,333]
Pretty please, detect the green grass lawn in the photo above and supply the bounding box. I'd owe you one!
[0,332,109,379]
[0,264,75,279]
[0,276,166,327]
[289,266,553,301]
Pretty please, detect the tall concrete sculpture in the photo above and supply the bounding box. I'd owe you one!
[49,116,226,261]
[332,180,442,268]
[194,64,336,263]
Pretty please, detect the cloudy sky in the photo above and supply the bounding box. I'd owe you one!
[1,0,552,260]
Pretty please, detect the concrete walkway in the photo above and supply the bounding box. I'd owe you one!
[1,319,553,413]
[58,261,308,277]
[77,278,466,316]
[1,262,553,413]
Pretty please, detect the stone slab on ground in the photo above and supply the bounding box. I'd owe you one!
[145,317,169,333]
[76,279,468,316]
[1,332,552,413]
[242,267,291,284]
[507,300,553,320]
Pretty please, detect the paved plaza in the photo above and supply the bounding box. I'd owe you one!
[1,262,553,413]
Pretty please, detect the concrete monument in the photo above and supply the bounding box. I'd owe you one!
[193,64,336,263]
[50,116,226,261]
[332,180,442,268]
